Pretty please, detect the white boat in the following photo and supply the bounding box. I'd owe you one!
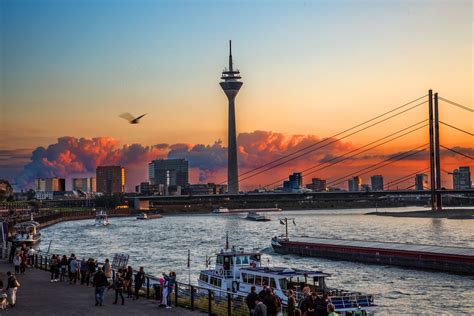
[198,245,377,315]
[13,221,41,245]
[94,210,109,226]
[136,213,148,220]
[211,207,230,214]
[246,211,271,221]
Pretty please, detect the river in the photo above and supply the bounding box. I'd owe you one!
[41,207,474,314]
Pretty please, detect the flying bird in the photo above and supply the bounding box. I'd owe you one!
[119,113,147,124]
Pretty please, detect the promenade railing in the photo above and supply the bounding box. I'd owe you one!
[33,252,259,316]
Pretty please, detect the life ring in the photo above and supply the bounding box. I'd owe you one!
[219,268,224,276]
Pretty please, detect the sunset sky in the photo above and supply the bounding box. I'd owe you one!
[0,0,472,190]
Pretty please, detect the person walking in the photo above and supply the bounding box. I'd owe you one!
[245,286,259,316]
[113,273,125,305]
[134,267,145,300]
[124,266,133,298]
[69,256,78,284]
[13,253,21,274]
[5,272,19,308]
[93,267,108,306]
[59,255,68,281]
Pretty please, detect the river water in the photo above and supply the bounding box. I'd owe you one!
[41,207,474,314]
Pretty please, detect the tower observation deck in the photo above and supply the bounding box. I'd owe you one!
[220,40,243,194]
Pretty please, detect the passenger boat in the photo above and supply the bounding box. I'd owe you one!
[211,207,230,214]
[94,210,109,226]
[12,221,41,245]
[198,245,376,314]
[136,213,148,220]
[246,211,271,221]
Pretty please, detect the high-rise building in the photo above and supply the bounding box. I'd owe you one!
[451,166,471,190]
[96,166,125,194]
[348,176,362,192]
[148,159,189,189]
[371,175,384,191]
[72,177,96,192]
[35,178,65,192]
[415,173,428,190]
[220,41,243,194]
[283,172,303,191]
[305,178,327,192]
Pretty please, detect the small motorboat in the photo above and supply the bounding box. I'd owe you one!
[136,213,148,220]
[94,210,109,226]
[212,207,230,214]
[246,211,271,221]
[12,221,41,245]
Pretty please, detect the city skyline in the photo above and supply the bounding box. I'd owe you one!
[1,0,472,190]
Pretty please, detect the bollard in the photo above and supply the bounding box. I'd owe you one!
[174,284,178,306]
[35,254,38,268]
[146,277,150,298]
[208,289,212,315]
[190,285,194,311]
[227,293,232,316]
[40,255,43,270]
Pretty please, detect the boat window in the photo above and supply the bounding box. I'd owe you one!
[217,256,223,265]
[262,277,269,287]
[255,275,262,286]
[246,274,254,284]
[236,256,242,265]
[279,278,288,290]
[242,256,249,264]
[242,273,247,282]
[217,279,222,287]
[270,278,276,288]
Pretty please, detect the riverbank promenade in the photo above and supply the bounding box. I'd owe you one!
[0,262,201,316]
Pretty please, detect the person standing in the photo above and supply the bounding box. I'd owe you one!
[124,266,133,298]
[19,251,27,274]
[287,289,297,316]
[93,267,108,306]
[69,256,78,284]
[67,254,74,281]
[103,259,112,280]
[27,247,35,267]
[5,272,19,308]
[80,258,89,285]
[113,273,125,305]
[8,242,17,263]
[13,253,21,274]
[253,297,267,316]
[163,271,176,308]
[245,286,259,316]
[327,303,339,316]
[87,258,96,287]
[59,255,68,281]
[134,267,145,300]
[50,255,59,282]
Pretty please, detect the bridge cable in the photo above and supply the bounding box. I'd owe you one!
[439,121,474,136]
[440,145,474,160]
[384,167,430,189]
[438,97,474,113]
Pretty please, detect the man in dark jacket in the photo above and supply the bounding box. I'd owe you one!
[245,286,259,316]
[263,288,278,316]
[134,267,146,300]
[253,297,267,316]
[92,268,108,306]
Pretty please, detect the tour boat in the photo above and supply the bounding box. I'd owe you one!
[211,207,230,214]
[12,221,41,245]
[198,245,377,314]
[246,211,271,221]
[94,210,109,226]
[136,213,148,220]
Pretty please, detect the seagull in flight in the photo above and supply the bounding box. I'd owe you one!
[119,113,147,124]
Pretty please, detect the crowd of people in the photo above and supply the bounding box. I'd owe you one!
[246,285,339,316]
[4,242,177,310]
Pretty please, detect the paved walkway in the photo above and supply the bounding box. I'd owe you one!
[0,262,201,316]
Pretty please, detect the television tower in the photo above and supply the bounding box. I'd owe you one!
[220,40,243,194]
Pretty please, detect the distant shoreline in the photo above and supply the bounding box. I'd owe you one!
[366,209,474,219]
